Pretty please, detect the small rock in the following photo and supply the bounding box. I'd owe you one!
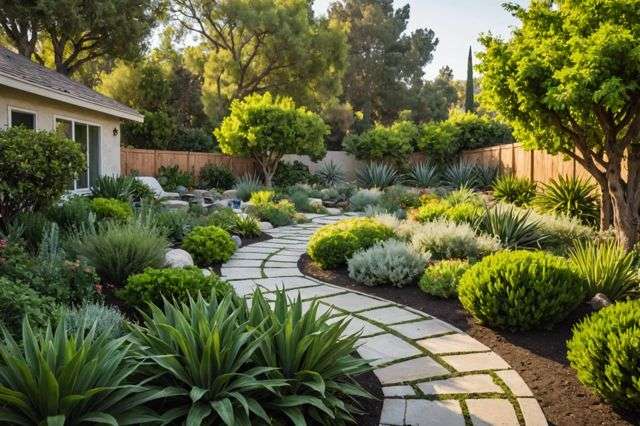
[201,268,212,277]
[232,235,242,248]
[175,185,188,193]
[326,207,342,215]
[161,200,190,211]
[222,189,237,199]
[165,249,194,268]
[259,221,273,231]
[589,293,612,310]
[308,198,323,208]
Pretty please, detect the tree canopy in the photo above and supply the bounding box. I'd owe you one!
[215,92,328,186]
[0,0,164,76]
[478,0,640,249]
[172,0,347,122]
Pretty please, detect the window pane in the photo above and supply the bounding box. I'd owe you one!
[88,125,100,186]
[11,110,35,129]
[74,123,88,189]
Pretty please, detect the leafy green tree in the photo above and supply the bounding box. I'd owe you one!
[172,0,347,121]
[329,0,438,126]
[343,121,416,166]
[0,0,164,76]
[465,47,476,112]
[413,66,459,122]
[215,92,328,186]
[478,0,640,249]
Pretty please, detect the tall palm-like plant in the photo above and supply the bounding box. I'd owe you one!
[0,319,162,425]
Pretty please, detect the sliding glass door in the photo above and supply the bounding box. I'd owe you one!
[56,118,100,191]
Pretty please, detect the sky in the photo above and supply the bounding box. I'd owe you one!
[313,0,529,80]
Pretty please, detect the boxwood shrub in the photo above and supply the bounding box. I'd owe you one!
[182,225,236,265]
[419,260,470,298]
[307,217,395,269]
[90,197,133,221]
[567,300,640,412]
[458,250,585,330]
[118,267,231,307]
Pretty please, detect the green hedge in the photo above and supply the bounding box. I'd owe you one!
[182,225,236,265]
[458,250,585,330]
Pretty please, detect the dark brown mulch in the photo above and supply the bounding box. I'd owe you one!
[299,254,638,426]
[352,368,383,426]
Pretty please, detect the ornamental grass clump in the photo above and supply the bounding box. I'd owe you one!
[534,176,599,225]
[567,300,640,412]
[182,225,236,265]
[478,205,548,249]
[569,240,639,301]
[458,250,586,331]
[419,260,470,298]
[347,239,429,287]
[307,217,395,269]
[491,175,536,206]
[410,220,501,261]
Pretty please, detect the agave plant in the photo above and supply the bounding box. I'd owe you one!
[406,161,440,188]
[474,164,500,188]
[0,319,163,425]
[356,163,399,188]
[441,162,479,189]
[569,240,639,301]
[90,175,135,201]
[234,174,265,201]
[534,176,599,225]
[247,290,373,424]
[128,293,288,425]
[315,160,346,186]
[478,205,548,249]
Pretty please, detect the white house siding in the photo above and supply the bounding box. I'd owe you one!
[0,85,122,176]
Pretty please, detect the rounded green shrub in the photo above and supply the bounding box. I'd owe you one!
[198,164,236,190]
[90,197,133,221]
[419,260,470,298]
[307,218,395,269]
[567,300,640,412]
[0,277,54,336]
[119,267,231,307]
[458,250,585,330]
[182,225,236,265]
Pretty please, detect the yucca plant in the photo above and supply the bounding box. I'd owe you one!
[492,175,537,206]
[128,293,287,425]
[248,291,373,424]
[356,163,399,189]
[569,240,639,301]
[90,175,135,201]
[315,160,346,186]
[478,205,548,249]
[406,161,440,188]
[234,174,265,201]
[474,164,500,189]
[534,176,599,225]
[0,319,163,425]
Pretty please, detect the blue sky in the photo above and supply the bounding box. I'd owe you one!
[313,0,529,80]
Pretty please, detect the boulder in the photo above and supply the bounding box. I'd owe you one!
[201,268,212,277]
[232,235,242,248]
[161,199,190,211]
[165,249,194,268]
[326,207,342,215]
[222,189,237,199]
[589,293,612,311]
[259,221,273,231]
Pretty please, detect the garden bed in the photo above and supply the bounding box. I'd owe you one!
[300,254,636,426]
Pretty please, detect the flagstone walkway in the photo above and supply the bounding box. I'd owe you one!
[220,213,547,426]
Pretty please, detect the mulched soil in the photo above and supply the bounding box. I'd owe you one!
[353,368,383,426]
[300,254,638,426]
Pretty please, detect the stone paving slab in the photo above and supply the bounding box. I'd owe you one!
[219,214,546,426]
[466,399,519,426]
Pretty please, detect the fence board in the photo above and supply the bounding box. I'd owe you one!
[120,148,258,178]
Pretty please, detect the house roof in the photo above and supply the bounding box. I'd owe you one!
[0,47,143,122]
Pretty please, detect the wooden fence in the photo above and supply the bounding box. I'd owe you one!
[461,143,593,184]
[120,148,258,177]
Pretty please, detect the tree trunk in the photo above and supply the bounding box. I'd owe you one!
[607,164,640,251]
[599,185,613,230]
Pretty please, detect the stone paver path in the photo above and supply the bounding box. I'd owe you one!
[221,214,547,426]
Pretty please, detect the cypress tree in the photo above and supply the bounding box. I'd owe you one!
[465,46,475,112]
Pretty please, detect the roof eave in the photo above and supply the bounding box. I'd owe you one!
[0,74,144,122]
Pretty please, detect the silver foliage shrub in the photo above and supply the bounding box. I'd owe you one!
[410,219,501,261]
[349,188,383,211]
[348,239,429,287]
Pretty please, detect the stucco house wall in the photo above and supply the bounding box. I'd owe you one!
[0,85,122,176]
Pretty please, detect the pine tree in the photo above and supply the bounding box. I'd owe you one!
[465,46,475,112]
